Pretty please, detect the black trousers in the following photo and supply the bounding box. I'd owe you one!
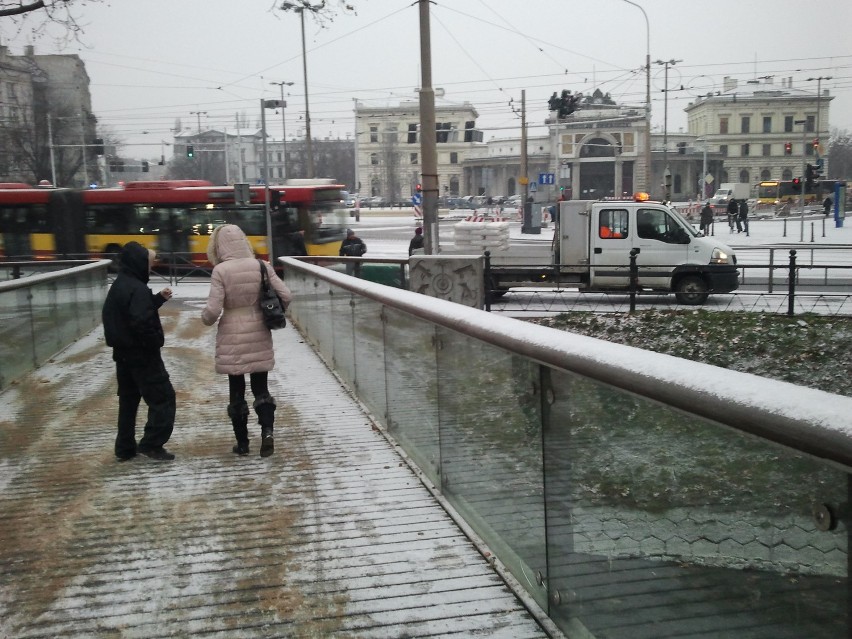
[115,353,176,456]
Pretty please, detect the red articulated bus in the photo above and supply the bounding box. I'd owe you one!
[0,179,348,262]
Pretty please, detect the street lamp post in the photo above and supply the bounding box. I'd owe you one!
[270,81,294,180]
[620,0,651,193]
[654,58,682,201]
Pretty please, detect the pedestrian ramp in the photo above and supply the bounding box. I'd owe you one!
[0,298,548,638]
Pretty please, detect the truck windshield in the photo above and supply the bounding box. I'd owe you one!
[664,205,699,238]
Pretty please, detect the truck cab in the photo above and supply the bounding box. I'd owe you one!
[559,195,738,304]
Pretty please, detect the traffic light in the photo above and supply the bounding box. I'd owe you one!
[805,164,815,189]
[791,177,802,192]
[784,141,792,155]
[186,145,194,158]
[813,138,820,152]
[141,160,149,173]
[415,183,422,193]
[93,138,104,155]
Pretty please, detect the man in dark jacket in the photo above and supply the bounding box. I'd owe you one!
[102,242,177,461]
[408,226,424,256]
[726,198,738,233]
[339,228,367,275]
[736,199,749,234]
[699,201,714,235]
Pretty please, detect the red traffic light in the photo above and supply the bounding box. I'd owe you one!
[791,177,802,192]
[784,142,792,155]
[415,183,422,192]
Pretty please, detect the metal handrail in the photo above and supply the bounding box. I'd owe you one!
[280,255,852,472]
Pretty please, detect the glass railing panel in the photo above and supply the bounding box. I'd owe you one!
[543,368,849,638]
[330,287,355,384]
[435,327,548,610]
[30,280,61,367]
[309,280,335,364]
[55,274,81,346]
[0,287,35,390]
[352,295,387,425]
[383,307,440,485]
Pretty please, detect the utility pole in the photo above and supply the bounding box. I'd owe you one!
[270,81,294,180]
[47,114,57,186]
[418,0,439,254]
[190,111,207,134]
[655,59,681,201]
[520,90,535,234]
[796,118,807,241]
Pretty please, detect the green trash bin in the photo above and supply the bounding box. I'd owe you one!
[328,263,404,288]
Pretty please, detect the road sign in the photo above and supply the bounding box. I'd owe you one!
[529,182,537,192]
[519,176,529,185]
[411,193,422,206]
[538,173,555,185]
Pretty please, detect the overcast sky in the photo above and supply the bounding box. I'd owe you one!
[3,0,851,161]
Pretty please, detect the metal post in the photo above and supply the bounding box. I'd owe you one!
[484,250,492,312]
[47,114,57,186]
[629,248,639,312]
[787,249,797,316]
[300,10,314,177]
[418,0,439,254]
[799,119,807,241]
[260,100,273,264]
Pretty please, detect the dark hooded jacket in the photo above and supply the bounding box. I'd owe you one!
[102,241,167,363]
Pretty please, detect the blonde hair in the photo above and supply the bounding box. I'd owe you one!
[147,248,156,268]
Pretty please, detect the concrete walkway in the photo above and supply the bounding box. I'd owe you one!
[0,295,549,638]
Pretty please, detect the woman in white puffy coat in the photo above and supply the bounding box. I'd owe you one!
[201,224,292,457]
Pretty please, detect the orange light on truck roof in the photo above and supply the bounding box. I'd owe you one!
[633,192,650,202]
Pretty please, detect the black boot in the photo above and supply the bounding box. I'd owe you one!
[254,394,276,458]
[228,400,250,456]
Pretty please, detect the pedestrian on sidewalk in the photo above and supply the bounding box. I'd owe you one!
[408,226,424,256]
[201,224,292,458]
[339,228,367,276]
[102,241,177,462]
[699,201,714,235]
[737,199,749,234]
[726,198,738,233]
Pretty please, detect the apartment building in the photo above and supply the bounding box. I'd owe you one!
[354,100,482,202]
[685,76,833,185]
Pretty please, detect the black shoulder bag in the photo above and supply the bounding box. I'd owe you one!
[258,260,287,329]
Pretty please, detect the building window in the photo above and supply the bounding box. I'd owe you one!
[410,153,418,165]
[782,168,793,180]
[784,116,794,133]
[370,153,378,165]
[719,145,728,157]
[806,143,815,156]
[762,116,772,133]
[407,124,417,144]
[719,117,728,134]
[739,169,750,184]
[741,144,750,156]
[762,144,771,156]
[450,152,458,164]
[436,122,452,143]
[761,169,771,180]
[370,126,378,143]
[806,115,815,132]
[741,116,750,134]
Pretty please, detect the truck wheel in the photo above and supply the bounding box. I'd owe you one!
[674,275,709,305]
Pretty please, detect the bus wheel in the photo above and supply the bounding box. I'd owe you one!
[674,275,709,305]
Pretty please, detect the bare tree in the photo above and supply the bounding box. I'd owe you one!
[827,128,852,180]
[0,0,104,43]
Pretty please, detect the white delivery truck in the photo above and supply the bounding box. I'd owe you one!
[472,194,739,305]
[712,182,751,208]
